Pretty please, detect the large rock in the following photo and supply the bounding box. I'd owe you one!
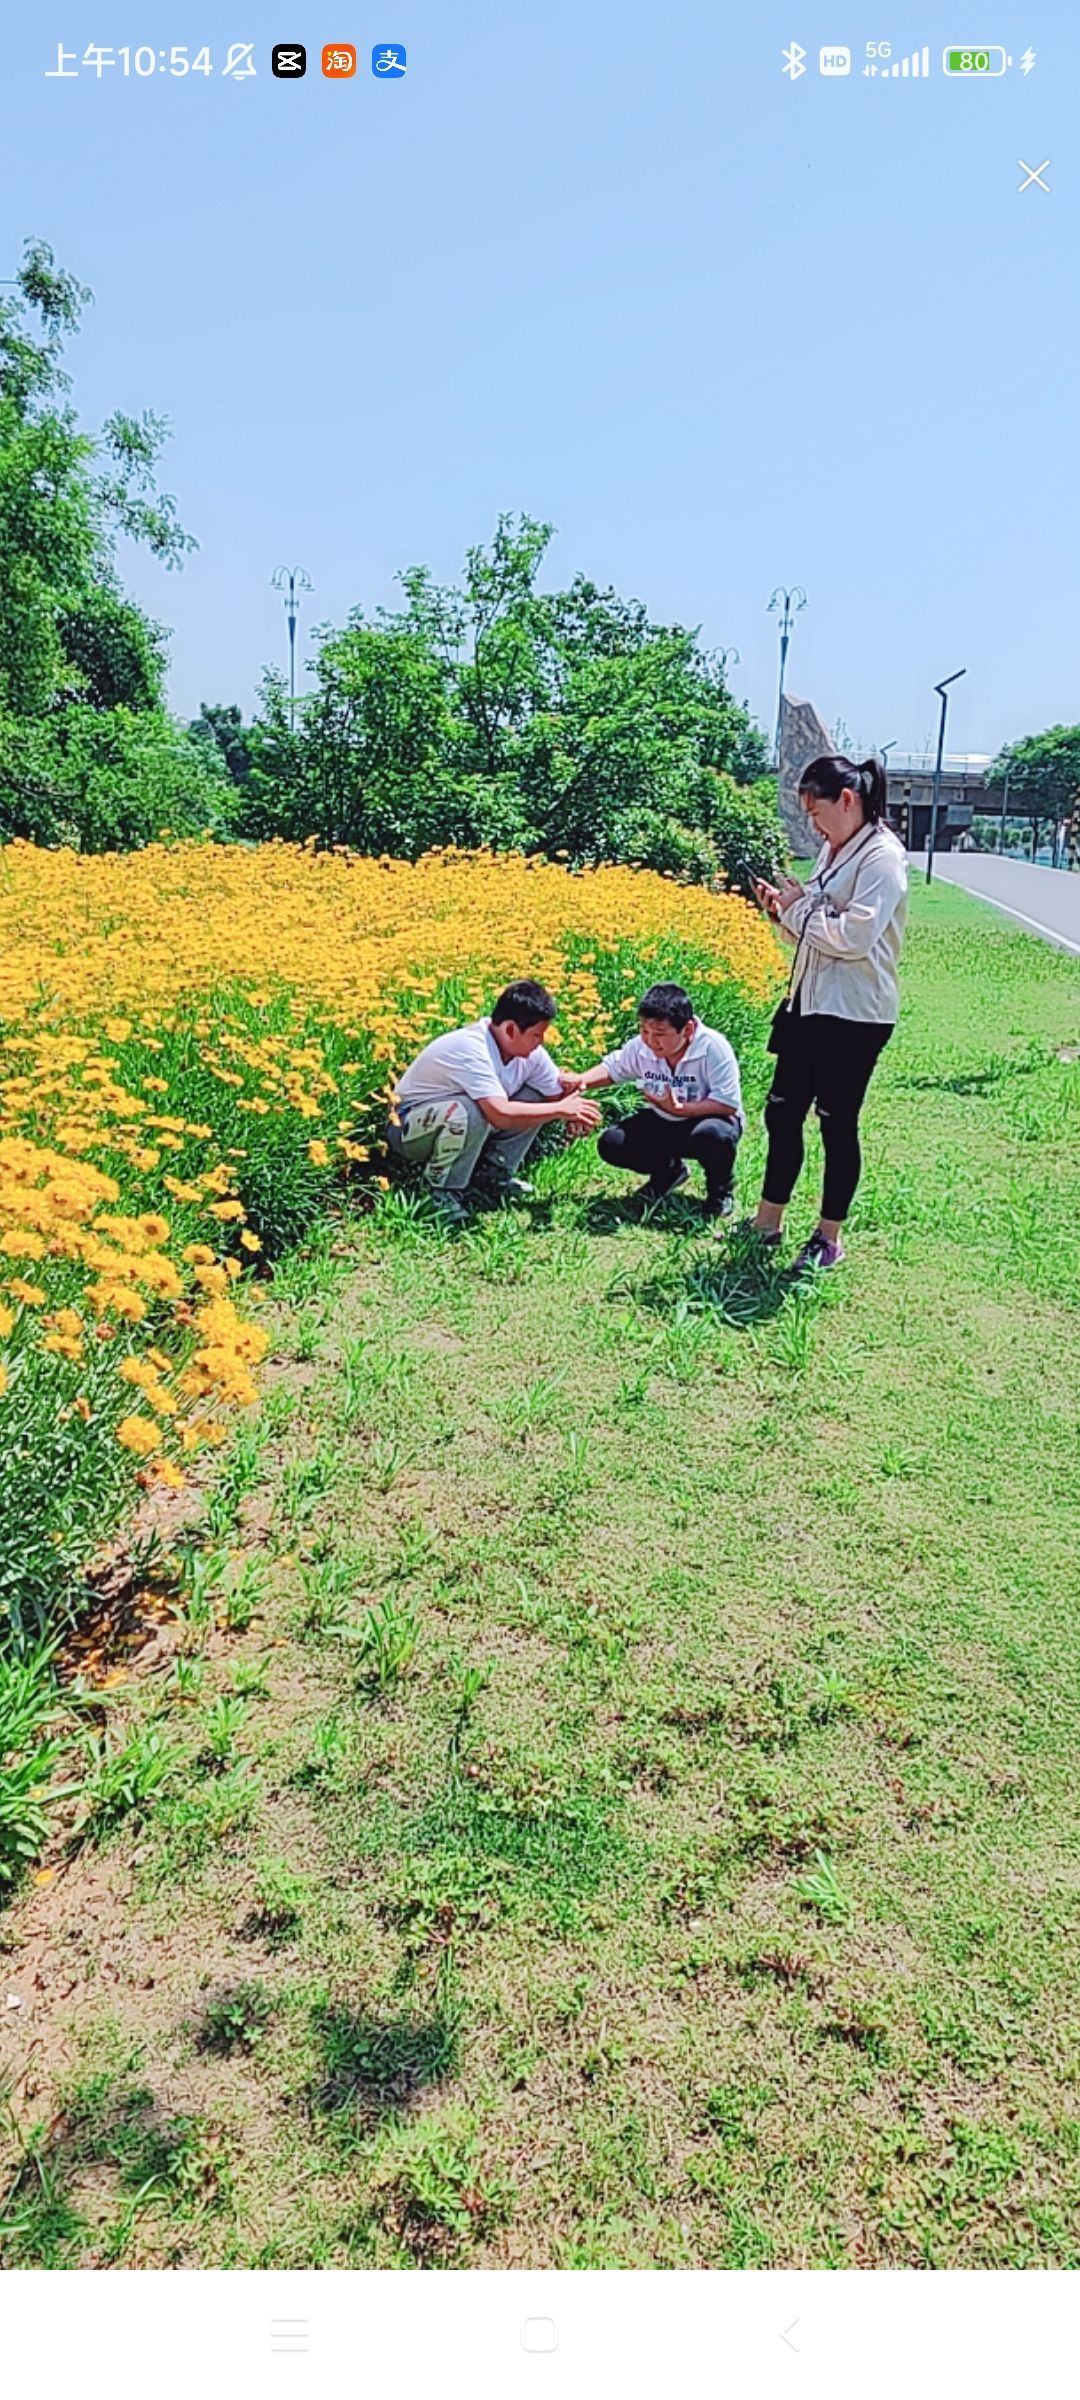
[779,692,835,855]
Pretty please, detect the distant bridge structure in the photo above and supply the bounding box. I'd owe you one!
[884,753,990,850]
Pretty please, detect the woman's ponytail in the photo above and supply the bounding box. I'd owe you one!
[856,755,888,823]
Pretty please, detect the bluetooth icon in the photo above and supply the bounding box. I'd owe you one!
[782,41,807,79]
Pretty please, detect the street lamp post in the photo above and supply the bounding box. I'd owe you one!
[767,586,807,769]
[925,668,966,885]
[879,741,897,834]
[271,565,313,729]
[998,767,1011,855]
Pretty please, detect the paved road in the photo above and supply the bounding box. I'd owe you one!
[909,852,1080,957]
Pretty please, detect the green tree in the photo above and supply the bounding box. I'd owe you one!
[243,515,777,886]
[988,726,1080,820]
[189,702,254,786]
[0,240,218,848]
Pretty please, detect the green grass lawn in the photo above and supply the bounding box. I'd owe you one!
[2,880,1079,2269]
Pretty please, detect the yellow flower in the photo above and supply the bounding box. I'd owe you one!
[48,1307,83,1338]
[0,1304,13,1338]
[136,1213,170,1244]
[6,1279,46,1307]
[0,1363,7,1398]
[182,1243,215,1266]
[43,1333,83,1361]
[192,1264,229,1297]
[2,1230,46,1261]
[136,1253,184,1300]
[239,1229,262,1252]
[308,1140,330,1167]
[119,1356,159,1390]
[152,1459,186,1491]
[90,1285,147,1324]
[116,1414,163,1456]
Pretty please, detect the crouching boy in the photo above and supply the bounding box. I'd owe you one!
[387,980,601,1223]
[578,982,743,1218]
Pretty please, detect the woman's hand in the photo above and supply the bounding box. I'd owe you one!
[751,877,783,920]
[773,875,804,912]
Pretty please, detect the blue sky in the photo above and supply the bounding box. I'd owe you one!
[3,3,1076,757]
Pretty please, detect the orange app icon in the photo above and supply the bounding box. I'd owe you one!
[322,42,357,77]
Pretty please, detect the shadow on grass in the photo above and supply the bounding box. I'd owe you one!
[0,2075,231,2266]
[630,1238,799,1329]
[894,1047,1046,1098]
[363,1159,817,1334]
[308,2001,459,2128]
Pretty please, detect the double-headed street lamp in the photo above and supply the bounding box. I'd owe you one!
[271,565,313,729]
[926,668,966,884]
[767,586,807,768]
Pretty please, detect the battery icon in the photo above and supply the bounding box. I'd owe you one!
[943,44,1010,74]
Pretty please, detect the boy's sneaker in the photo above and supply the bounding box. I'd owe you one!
[639,1163,689,1204]
[477,1162,535,1199]
[425,1186,469,1227]
[791,1230,845,1275]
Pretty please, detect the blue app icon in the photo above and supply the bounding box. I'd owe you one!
[371,43,406,77]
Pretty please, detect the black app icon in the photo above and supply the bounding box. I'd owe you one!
[272,43,307,76]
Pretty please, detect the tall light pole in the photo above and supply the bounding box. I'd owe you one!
[926,667,966,885]
[879,740,897,834]
[768,586,807,769]
[271,565,312,729]
[998,766,1011,855]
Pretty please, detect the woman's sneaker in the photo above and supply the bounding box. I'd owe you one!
[792,1230,845,1275]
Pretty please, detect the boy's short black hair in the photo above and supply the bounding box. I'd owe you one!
[491,979,558,1031]
[638,982,694,1032]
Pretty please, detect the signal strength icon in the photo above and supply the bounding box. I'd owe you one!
[878,44,931,76]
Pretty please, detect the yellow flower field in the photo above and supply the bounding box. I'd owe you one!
[0,837,780,1640]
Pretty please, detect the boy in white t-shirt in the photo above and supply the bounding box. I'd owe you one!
[388,979,601,1222]
[577,981,744,1218]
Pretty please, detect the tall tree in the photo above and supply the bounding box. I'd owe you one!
[0,240,221,846]
[988,726,1080,819]
[240,516,778,887]
[189,702,254,786]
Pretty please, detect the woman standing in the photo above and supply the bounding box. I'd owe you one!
[749,753,907,1272]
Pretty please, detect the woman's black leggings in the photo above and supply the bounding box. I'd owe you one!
[763,1008,893,1223]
